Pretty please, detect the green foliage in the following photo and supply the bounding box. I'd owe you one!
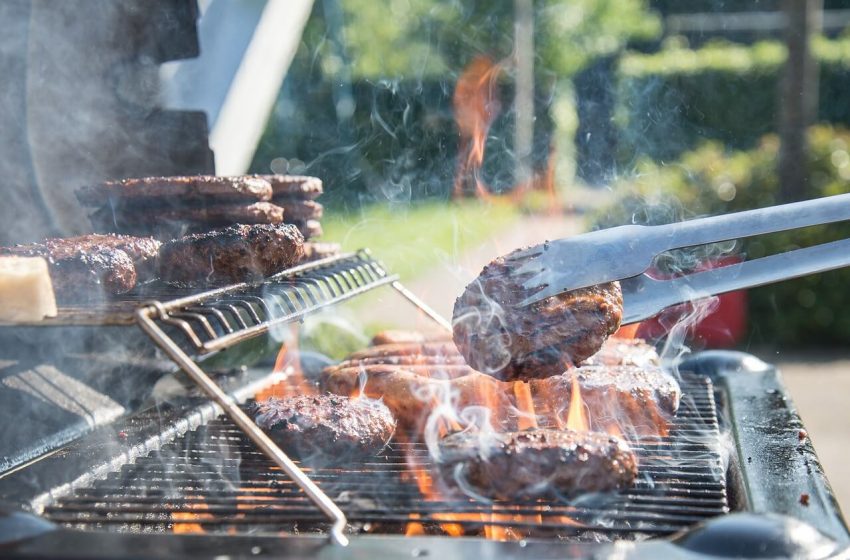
[594,125,850,347]
[321,200,520,281]
[336,0,661,80]
[616,36,850,163]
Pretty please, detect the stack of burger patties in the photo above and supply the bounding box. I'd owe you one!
[76,175,339,262]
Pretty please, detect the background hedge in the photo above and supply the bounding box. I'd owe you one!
[593,125,850,348]
[615,37,850,164]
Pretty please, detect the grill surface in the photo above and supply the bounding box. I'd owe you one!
[41,375,727,540]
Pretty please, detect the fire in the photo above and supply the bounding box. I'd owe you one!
[453,56,503,199]
[171,496,212,534]
[405,513,426,536]
[255,325,318,401]
[513,382,538,430]
[565,371,589,432]
[612,322,641,340]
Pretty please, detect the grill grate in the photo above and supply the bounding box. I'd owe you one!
[42,375,727,540]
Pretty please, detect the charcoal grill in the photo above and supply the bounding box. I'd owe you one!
[0,251,848,558]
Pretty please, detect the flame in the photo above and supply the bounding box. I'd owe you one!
[606,423,625,440]
[612,322,641,340]
[513,382,538,430]
[405,513,426,536]
[256,325,317,401]
[171,496,212,534]
[453,56,503,199]
[565,371,589,432]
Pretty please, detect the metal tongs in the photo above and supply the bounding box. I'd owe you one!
[512,193,850,324]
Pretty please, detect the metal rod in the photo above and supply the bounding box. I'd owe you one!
[390,280,453,333]
[135,306,350,547]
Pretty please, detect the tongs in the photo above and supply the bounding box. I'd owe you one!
[512,193,850,324]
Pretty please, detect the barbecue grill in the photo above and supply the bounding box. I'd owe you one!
[0,250,847,559]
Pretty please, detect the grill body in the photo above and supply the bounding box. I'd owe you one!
[1,352,847,558]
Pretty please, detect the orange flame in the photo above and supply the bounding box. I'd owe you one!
[513,382,538,430]
[256,325,318,401]
[171,496,212,534]
[565,371,589,432]
[453,56,503,199]
[405,513,426,536]
[612,322,641,340]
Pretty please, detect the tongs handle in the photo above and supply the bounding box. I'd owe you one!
[659,193,850,251]
[622,237,850,324]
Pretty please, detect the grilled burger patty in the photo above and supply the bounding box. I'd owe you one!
[437,429,638,500]
[158,223,304,287]
[253,394,396,458]
[580,338,660,367]
[452,248,623,380]
[0,234,160,300]
[254,174,323,200]
[300,242,341,263]
[76,175,273,206]
[321,340,680,436]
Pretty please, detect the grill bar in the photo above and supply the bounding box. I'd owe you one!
[42,375,728,540]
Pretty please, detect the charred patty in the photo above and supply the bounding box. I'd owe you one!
[437,429,637,500]
[452,248,623,381]
[157,223,304,287]
[253,394,396,459]
[0,234,160,300]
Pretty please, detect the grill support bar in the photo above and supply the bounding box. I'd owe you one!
[391,280,453,333]
[135,304,350,547]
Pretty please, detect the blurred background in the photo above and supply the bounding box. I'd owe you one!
[2,0,850,506]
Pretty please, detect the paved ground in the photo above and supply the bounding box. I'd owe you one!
[776,353,850,514]
[356,211,585,334]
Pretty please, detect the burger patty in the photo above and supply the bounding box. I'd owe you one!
[370,330,428,346]
[76,175,273,206]
[300,242,341,263]
[437,429,638,500]
[579,338,660,367]
[276,200,323,222]
[254,174,323,200]
[289,219,323,240]
[0,234,159,300]
[96,201,286,228]
[253,394,396,459]
[452,248,623,381]
[321,343,680,436]
[528,365,680,437]
[157,223,304,287]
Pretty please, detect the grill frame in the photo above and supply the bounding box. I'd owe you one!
[37,375,727,540]
[1,353,848,558]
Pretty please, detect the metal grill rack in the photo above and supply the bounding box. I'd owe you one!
[130,250,451,546]
[41,375,726,540]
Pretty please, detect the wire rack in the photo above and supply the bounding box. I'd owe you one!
[41,375,726,540]
[131,250,448,545]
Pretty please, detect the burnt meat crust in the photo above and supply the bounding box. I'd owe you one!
[300,242,341,263]
[579,338,660,367]
[157,223,305,287]
[253,174,323,200]
[94,201,286,228]
[253,394,396,459]
[452,249,624,380]
[75,175,273,206]
[275,200,323,222]
[289,219,323,240]
[0,234,156,300]
[437,429,638,500]
[320,343,680,436]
